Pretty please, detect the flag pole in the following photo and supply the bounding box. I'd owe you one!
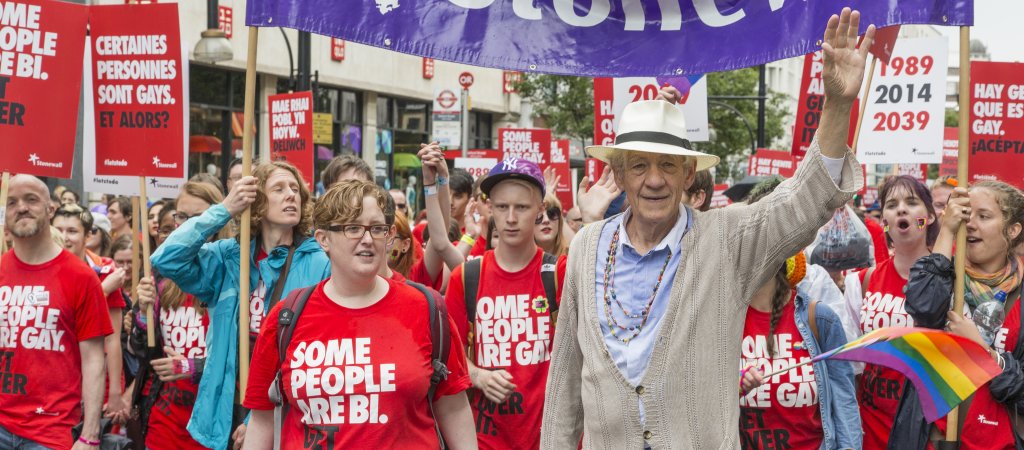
[130,195,141,318]
[138,178,155,347]
[238,26,259,400]
[0,171,9,257]
[851,56,877,155]
[944,24,971,446]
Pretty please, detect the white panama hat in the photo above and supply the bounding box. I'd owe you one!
[587,100,719,171]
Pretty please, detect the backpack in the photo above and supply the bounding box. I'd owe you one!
[267,281,452,450]
[461,253,560,361]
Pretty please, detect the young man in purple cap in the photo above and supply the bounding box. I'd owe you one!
[445,157,567,450]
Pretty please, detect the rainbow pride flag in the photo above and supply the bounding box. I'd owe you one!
[814,327,1002,423]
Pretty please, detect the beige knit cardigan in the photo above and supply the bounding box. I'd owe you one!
[541,142,862,449]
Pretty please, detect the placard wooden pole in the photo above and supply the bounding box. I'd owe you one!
[238,26,259,399]
[139,178,155,347]
[945,24,971,445]
[851,56,878,155]
[0,171,9,256]
[130,196,141,317]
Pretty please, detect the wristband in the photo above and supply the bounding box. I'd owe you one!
[173,357,192,375]
[460,234,476,246]
[436,175,449,186]
[78,436,101,447]
[425,184,438,197]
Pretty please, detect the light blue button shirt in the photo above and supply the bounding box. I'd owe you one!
[595,206,692,423]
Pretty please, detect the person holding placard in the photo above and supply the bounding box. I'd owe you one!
[541,8,870,449]
[150,161,330,450]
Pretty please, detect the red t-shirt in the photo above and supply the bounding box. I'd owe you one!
[739,296,823,450]
[244,279,471,448]
[445,248,567,450]
[413,222,428,243]
[470,236,487,258]
[928,298,1020,450]
[147,295,209,450]
[249,248,269,338]
[408,259,443,291]
[85,250,127,309]
[0,250,113,450]
[856,258,913,450]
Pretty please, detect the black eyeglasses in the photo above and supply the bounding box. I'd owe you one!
[324,224,391,240]
[545,206,562,221]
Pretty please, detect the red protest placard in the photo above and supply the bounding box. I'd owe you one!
[550,140,573,210]
[710,183,731,209]
[968,61,1024,189]
[589,77,615,183]
[0,0,88,179]
[792,51,858,158]
[90,3,185,178]
[748,149,797,178]
[940,127,958,178]
[268,91,315,189]
[498,128,568,202]
[894,163,928,184]
[868,25,901,64]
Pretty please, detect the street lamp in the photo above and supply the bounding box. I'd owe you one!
[709,100,757,156]
[193,0,233,64]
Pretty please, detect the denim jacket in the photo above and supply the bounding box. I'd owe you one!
[793,289,863,450]
[150,203,330,449]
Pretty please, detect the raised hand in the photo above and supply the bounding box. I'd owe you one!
[543,166,561,196]
[658,85,681,105]
[821,8,876,105]
[577,166,622,224]
[417,142,446,185]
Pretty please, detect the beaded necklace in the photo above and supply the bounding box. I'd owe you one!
[602,227,673,344]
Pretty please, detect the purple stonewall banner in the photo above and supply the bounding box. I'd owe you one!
[245,0,971,77]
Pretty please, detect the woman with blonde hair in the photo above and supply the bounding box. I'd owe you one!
[535,194,569,257]
[150,161,330,449]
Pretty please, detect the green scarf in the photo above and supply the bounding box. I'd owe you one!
[965,255,1024,309]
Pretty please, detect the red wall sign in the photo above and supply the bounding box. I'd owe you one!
[444,149,502,160]
[268,91,315,190]
[503,71,521,94]
[968,61,1024,189]
[0,0,88,179]
[422,58,434,79]
[331,38,345,62]
[710,184,732,209]
[218,5,233,39]
[90,3,185,178]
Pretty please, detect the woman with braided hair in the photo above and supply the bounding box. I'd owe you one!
[739,179,861,450]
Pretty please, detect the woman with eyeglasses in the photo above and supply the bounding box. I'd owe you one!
[535,194,569,257]
[150,162,330,450]
[243,180,476,449]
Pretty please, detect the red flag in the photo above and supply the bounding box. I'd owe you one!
[868,25,901,64]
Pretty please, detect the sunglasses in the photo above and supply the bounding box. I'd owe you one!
[396,203,408,211]
[544,206,561,221]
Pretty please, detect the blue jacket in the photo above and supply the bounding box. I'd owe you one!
[150,203,330,450]
[793,289,863,450]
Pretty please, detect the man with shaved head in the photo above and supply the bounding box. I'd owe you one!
[0,174,112,450]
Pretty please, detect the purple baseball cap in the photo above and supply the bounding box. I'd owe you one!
[480,157,546,201]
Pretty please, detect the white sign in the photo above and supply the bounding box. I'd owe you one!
[454,157,496,180]
[432,87,462,149]
[82,37,190,198]
[856,37,948,164]
[612,77,709,142]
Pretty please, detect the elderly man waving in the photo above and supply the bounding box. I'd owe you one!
[542,8,872,450]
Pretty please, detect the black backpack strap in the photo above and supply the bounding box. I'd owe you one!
[462,259,482,362]
[266,243,298,312]
[541,253,560,324]
[405,280,451,449]
[270,285,315,450]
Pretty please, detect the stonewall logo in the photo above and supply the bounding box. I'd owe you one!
[152,156,178,169]
[27,153,63,169]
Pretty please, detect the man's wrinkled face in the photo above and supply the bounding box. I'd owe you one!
[615,151,695,225]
